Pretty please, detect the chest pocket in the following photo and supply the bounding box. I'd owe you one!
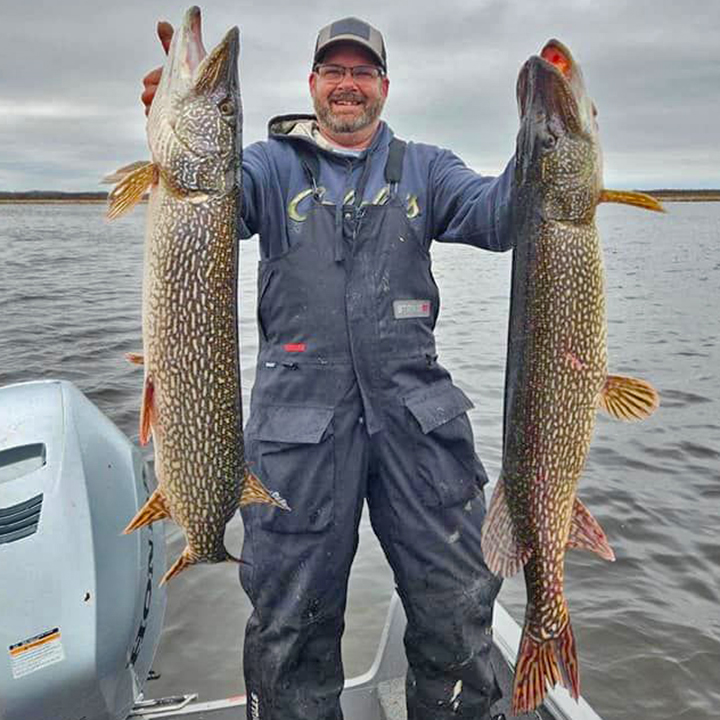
[404,382,487,507]
[245,404,335,533]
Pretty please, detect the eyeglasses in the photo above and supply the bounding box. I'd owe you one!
[314,64,385,84]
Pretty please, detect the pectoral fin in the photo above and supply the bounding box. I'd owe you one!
[567,497,615,561]
[105,161,157,220]
[123,487,170,534]
[598,374,660,421]
[480,477,532,578]
[101,160,154,184]
[599,189,665,213]
[239,469,290,510]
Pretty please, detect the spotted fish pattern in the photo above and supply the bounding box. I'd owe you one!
[106,7,285,586]
[481,39,663,714]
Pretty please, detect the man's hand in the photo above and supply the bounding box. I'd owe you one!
[141,21,174,116]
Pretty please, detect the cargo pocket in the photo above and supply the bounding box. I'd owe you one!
[404,382,485,507]
[246,404,335,533]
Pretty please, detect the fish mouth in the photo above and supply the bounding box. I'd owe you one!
[154,6,240,164]
[174,6,239,93]
[155,6,239,103]
[517,39,584,136]
[181,6,207,77]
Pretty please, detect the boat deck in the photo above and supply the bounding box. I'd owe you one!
[130,596,601,720]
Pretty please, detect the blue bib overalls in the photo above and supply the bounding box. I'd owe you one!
[239,137,503,720]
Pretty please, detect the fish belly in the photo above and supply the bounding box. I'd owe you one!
[503,220,607,710]
[144,186,242,558]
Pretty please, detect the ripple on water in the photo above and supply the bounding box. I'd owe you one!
[1,202,719,720]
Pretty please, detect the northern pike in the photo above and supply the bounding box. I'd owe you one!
[481,40,663,713]
[105,6,286,586]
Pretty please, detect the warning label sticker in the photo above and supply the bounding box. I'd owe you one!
[8,628,64,679]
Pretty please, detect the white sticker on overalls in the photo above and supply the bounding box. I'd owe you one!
[393,299,431,319]
[8,628,64,679]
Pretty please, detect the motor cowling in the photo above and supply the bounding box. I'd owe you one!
[0,380,166,720]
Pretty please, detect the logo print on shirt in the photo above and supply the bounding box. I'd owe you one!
[288,185,421,223]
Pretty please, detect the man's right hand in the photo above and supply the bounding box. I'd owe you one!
[141,21,174,116]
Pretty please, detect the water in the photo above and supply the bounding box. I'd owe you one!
[1,201,718,719]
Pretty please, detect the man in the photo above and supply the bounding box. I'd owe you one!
[142,17,513,720]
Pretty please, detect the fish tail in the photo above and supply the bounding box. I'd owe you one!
[512,620,579,714]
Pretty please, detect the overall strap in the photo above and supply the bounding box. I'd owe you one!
[384,138,406,185]
[294,144,321,191]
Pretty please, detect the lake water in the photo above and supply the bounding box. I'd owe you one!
[0,201,718,719]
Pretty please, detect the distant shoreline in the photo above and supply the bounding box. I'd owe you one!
[0,198,112,204]
[644,190,720,202]
[1,189,719,204]
[0,192,124,205]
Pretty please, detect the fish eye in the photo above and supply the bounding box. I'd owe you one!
[218,99,235,116]
[542,134,557,150]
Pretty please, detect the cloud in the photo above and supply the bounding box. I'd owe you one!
[0,101,114,120]
[1,0,718,190]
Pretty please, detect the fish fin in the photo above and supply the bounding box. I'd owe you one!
[139,375,155,446]
[123,487,170,534]
[567,497,615,561]
[223,548,249,566]
[125,351,145,365]
[224,548,241,563]
[160,547,197,586]
[599,189,666,213]
[598,374,660,421]
[512,620,579,715]
[101,160,154,184]
[105,161,157,220]
[481,477,531,577]
[239,469,291,510]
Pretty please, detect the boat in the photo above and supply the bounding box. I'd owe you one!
[130,590,604,720]
[0,380,604,720]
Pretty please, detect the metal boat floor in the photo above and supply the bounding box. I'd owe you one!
[130,595,602,720]
[374,643,554,719]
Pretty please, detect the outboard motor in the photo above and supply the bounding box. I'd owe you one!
[0,380,166,720]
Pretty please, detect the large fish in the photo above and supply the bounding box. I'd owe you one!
[105,6,286,586]
[481,40,663,714]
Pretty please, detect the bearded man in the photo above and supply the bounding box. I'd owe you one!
[142,16,513,720]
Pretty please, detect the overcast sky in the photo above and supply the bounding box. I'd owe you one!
[1,0,718,191]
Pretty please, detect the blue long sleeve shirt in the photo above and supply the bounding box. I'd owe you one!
[239,116,514,260]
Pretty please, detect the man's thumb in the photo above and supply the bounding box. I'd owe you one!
[157,21,174,55]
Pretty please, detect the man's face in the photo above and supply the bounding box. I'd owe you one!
[309,44,389,135]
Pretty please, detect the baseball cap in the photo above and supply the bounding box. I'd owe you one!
[313,17,387,71]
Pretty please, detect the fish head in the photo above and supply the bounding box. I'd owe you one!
[148,6,241,195]
[515,39,601,223]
